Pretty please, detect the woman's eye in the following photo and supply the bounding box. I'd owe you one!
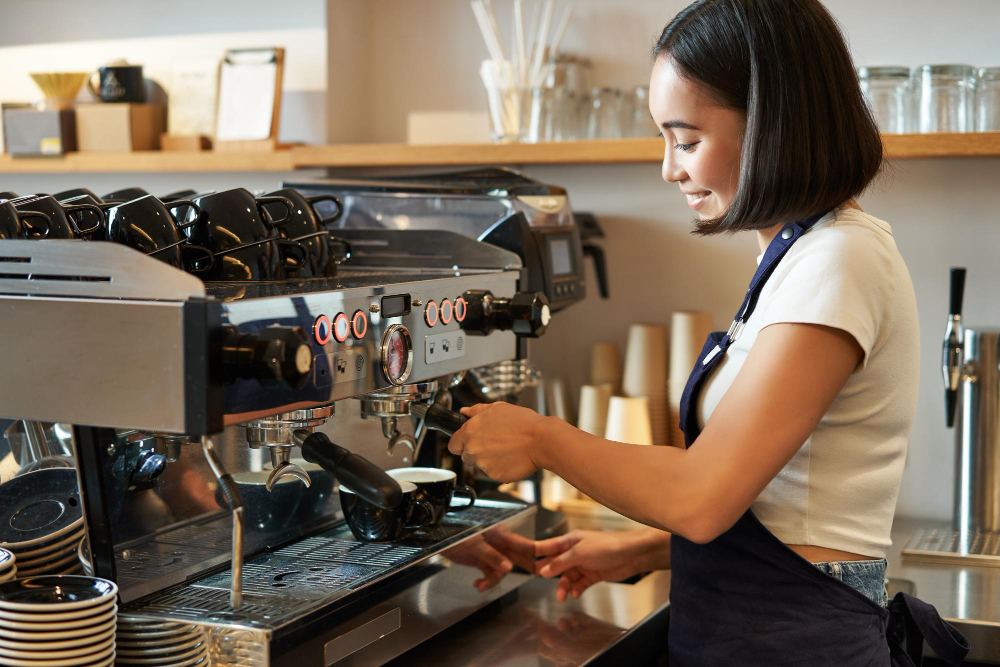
[674,142,699,153]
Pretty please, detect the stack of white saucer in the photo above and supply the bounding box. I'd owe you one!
[1,517,85,578]
[0,575,117,666]
[116,614,210,666]
[0,547,15,583]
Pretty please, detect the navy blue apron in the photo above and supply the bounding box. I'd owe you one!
[669,213,970,666]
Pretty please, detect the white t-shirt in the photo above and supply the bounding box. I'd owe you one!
[696,208,919,558]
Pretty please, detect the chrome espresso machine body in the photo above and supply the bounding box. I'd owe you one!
[0,216,549,664]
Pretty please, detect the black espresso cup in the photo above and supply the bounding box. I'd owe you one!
[89,64,145,103]
[386,467,476,526]
[10,195,103,239]
[189,188,301,281]
[53,188,103,203]
[103,195,213,271]
[263,188,342,278]
[101,187,150,203]
[0,202,51,240]
[340,479,435,542]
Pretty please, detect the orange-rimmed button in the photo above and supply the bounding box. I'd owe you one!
[313,315,332,345]
[351,310,368,339]
[332,312,350,343]
[440,298,454,325]
[454,296,467,323]
[424,300,439,327]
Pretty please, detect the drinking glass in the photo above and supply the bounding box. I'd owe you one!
[858,66,911,134]
[976,67,1000,132]
[914,64,976,133]
[587,87,624,139]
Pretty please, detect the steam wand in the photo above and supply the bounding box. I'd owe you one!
[942,267,967,428]
[201,436,244,609]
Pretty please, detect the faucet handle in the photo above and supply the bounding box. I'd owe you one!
[950,267,966,317]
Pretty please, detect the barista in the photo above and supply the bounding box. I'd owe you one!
[449,1,968,663]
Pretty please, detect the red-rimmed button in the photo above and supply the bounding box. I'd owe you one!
[351,310,368,339]
[440,298,454,325]
[332,312,350,343]
[455,296,468,322]
[313,315,332,345]
[424,300,439,327]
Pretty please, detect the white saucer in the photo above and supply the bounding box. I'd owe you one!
[115,640,206,664]
[117,627,201,643]
[0,605,115,631]
[0,517,84,551]
[0,616,114,642]
[0,642,113,667]
[116,635,204,657]
[0,624,115,651]
[0,575,117,612]
[0,598,114,622]
[0,635,114,660]
[9,528,84,562]
[16,552,81,577]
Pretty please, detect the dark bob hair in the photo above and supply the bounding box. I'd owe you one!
[654,0,883,235]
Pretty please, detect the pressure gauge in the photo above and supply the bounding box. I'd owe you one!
[381,324,413,385]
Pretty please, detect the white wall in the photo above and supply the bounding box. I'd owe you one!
[0,0,327,145]
[325,0,1000,522]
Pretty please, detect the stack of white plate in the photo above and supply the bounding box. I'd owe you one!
[0,575,117,667]
[0,547,16,583]
[0,469,85,578]
[116,615,209,666]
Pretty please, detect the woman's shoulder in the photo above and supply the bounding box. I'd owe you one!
[787,207,900,274]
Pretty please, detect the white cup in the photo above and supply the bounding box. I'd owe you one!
[605,395,653,445]
[669,311,714,408]
[623,324,668,398]
[590,342,622,394]
[577,383,612,436]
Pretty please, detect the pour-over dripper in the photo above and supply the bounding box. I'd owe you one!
[29,72,89,110]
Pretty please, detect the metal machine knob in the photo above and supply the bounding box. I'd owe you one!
[460,290,551,338]
[220,325,313,388]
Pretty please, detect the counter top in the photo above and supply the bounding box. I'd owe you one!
[388,516,1000,666]
[387,569,671,666]
[888,517,1000,663]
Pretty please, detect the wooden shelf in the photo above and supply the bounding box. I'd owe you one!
[2,134,999,173]
[0,150,295,174]
[292,138,664,168]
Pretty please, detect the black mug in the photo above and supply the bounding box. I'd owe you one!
[386,467,476,526]
[89,65,145,103]
[0,202,50,240]
[103,195,213,271]
[53,188,103,204]
[264,188,343,278]
[101,187,150,203]
[10,195,103,239]
[189,188,301,281]
[340,479,435,542]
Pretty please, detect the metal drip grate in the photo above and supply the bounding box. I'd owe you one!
[902,527,1000,567]
[121,499,530,631]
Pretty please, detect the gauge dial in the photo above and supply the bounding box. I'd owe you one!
[381,324,413,385]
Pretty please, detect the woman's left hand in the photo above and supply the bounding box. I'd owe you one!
[448,402,548,482]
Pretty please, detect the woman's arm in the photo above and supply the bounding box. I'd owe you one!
[450,322,862,543]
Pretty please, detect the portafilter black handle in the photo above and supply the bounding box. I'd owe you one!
[297,431,403,509]
[410,402,468,437]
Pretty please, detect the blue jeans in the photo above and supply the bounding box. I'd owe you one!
[813,558,888,607]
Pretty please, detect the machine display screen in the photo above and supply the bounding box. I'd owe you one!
[381,294,411,317]
[548,237,574,276]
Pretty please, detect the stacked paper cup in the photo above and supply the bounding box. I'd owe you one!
[577,383,613,436]
[668,311,714,446]
[589,342,622,394]
[622,324,669,445]
[605,396,654,445]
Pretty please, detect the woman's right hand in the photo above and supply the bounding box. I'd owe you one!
[534,528,670,601]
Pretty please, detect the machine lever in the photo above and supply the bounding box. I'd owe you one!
[409,403,468,438]
[294,430,403,509]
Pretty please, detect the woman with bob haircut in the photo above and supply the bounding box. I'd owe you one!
[448,0,970,663]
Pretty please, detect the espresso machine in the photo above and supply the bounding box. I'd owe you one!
[905,267,1000,565]
[0,213,551,665]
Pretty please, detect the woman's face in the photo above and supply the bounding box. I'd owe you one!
[648,57,746,220]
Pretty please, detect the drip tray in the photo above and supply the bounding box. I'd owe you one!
[120,499,528,631]
[902,527,1000,567]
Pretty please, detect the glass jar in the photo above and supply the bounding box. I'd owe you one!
[626,86,653,138]
[976,67,1000,132]
[586,87,624,139]
[858,66,911,134]
[914,64,976,133]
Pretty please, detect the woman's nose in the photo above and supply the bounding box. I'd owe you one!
[662,148,686,184]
